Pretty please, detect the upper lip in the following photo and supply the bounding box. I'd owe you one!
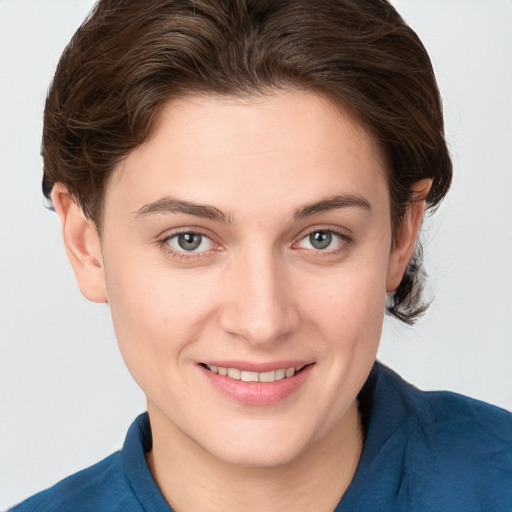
[199,361,314,372]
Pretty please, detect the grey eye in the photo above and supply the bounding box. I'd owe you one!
[177,233,203,251]
[164,231,216,256]
[309,231,332,250]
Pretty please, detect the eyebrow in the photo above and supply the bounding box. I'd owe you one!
[134,193,371,223]
[293,194,371,220]
[135,197,232,223]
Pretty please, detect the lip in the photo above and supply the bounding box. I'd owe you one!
[198,361,315,406]
[201,360,312,373]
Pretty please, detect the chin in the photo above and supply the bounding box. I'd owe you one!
[199,423,314,468]
[211,443,304,469]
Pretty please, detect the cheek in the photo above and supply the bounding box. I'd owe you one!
[300,256,388,337]
[104,258,218,381]
[290,265,386,439]
[294,261,388,409]
[310,281,386,360]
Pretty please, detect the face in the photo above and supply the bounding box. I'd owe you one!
[61,91,417,467]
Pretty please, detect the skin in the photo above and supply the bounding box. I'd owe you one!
[52,91,430,511]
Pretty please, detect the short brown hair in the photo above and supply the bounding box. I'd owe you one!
[42,0,452,323]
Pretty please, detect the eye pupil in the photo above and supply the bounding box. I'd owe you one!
[178,233,202,250]
[310,231,332,249]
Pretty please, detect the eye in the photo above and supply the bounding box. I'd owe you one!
[165,232,216,253]
[295,230,348,251]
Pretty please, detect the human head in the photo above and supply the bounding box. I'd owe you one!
[42,0,452,322]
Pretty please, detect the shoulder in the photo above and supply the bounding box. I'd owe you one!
[372,362,512,441]
[9,413,171,512]
[391,367,512,461]
[382,363,512,433]
[8,451,141,512]
[419,388,512,509]
[378,364,512,510]
[424,388,512,446]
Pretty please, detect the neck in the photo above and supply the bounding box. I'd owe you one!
[146,401,363,512]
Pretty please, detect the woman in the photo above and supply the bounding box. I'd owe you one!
[9,0,511,510]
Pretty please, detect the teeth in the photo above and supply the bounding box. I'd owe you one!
[227,368,241,379]
[205,364,300,382]
[240,371,259,382]
[275,368,286,381]
[285,367,295,378]
[259,370,276,383]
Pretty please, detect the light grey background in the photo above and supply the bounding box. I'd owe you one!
[1,0,511,508]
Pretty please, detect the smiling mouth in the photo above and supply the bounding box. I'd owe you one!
[201,364,310,383]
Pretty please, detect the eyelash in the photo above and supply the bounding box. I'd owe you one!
[292,228,352,254]
[157,228,352,261]
[157,229,220,261]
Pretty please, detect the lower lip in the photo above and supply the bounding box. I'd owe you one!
[200,364,314,406]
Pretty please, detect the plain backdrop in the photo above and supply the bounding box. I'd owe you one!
[1,0,511,508]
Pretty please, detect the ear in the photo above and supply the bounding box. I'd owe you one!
[386,179,432,293]
[51,183,108,303]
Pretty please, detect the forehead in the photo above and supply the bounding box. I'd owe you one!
[106,91,389,219]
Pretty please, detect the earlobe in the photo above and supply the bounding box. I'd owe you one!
[386,179,432,293]
[51,183,108,303]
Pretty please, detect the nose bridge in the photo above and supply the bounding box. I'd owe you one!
[219,244,298,346]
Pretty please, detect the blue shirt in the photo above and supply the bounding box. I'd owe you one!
[10,362,512,511]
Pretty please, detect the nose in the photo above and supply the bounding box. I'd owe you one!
[218,248,300,347]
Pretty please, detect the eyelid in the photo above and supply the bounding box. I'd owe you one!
[157,228,222,258]
[155,224,352,260]
[292,226,352,252]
